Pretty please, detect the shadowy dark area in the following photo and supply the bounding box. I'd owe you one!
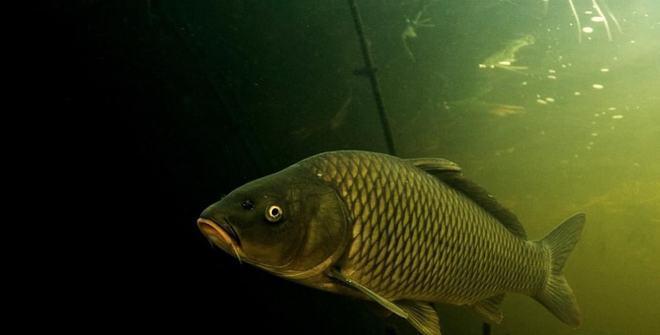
[40,1,391,333]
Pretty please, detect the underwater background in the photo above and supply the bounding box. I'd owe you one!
[57,0,658,334]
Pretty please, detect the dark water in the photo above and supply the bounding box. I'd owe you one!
[61,0,659,334]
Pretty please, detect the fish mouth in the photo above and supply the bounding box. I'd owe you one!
[197,217,241,249]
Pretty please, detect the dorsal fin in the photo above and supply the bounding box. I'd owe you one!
[407,158,527,239]
[406,158,462,173]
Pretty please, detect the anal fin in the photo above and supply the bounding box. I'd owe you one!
[398,301,442,335]
[472,294,505,324]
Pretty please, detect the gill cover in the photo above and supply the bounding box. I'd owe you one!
[271,164,352,280]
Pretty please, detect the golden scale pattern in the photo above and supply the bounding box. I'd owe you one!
[301,151,549,304]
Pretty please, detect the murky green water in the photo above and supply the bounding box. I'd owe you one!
[149,1,659,334]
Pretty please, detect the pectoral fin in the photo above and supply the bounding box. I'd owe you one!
[327,269,442,335]
[471,294,505,324]
[326,268,408,318]
[398,301,442,335]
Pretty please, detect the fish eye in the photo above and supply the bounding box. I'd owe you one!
[265,205,283,223]
[241,200,255,210]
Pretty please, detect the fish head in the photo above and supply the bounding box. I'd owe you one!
[198,164,350,279]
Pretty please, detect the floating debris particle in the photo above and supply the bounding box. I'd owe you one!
[583,26,594,33]
[489,104,526,117]
[608,107,617,111]
[522,81,528,86]
[545,97,555,103]
[592,84,604,89]
[591,132,599,137]
[574,91,582,96]
[594,113,600,117]
[591,16,605,22]
[612,114,624,119]
[547,75,557,80]
[537,99,548,105]
[600,68,610,72]
[548,69,556,74]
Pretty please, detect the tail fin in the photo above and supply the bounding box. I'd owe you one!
[534,213,585,328]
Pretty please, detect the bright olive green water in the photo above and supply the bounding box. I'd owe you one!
[389,2,660,334]
[161,0,659,334]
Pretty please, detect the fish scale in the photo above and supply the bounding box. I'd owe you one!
[300,151,548,303]
[199,150,584,334]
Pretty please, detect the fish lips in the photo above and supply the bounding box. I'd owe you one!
[197,217,241,250]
